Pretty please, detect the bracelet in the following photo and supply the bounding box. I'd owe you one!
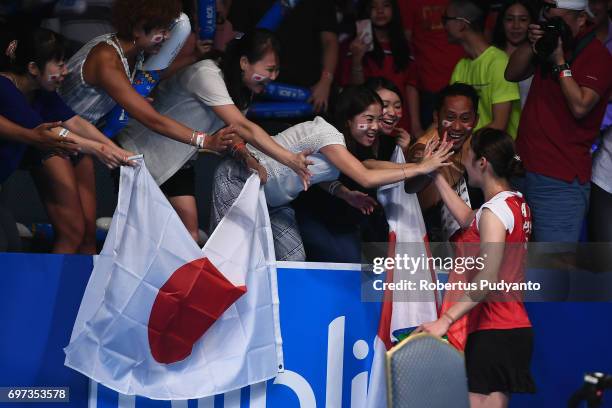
[58,128,70,138]
[322,70,334,81]
[190,130,206,149]
[196,132,206,149]
[559,69,572,79]
[401,167,409,179]
[328,180,342,196]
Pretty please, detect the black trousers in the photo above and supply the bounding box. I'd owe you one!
[588,182,612,242]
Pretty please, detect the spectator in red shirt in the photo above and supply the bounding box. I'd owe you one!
[337,0,415,131]
[398,0,465,137]
[505,0,612,243]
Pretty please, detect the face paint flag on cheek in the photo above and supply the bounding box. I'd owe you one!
[101,13,191,138]
[150,33,166,44]
[357,123,369,130]
[63,158,283,400]
[252,72,271,84]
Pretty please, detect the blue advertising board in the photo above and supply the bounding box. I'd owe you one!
[1,254,612,407]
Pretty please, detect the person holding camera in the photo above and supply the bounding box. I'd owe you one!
[505,0,612,243]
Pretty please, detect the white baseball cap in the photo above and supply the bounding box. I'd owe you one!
[554,0,594,16]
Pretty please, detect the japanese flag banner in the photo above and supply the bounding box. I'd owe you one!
[64,159,283,400]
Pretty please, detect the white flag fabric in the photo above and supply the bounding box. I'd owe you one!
[376,146,438,330]
[64,159,283,400]
[366,146,438,408]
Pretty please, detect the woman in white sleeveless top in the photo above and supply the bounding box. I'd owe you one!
[59,0,237,154]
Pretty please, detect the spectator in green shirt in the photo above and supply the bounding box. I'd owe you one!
[444,0,521,138]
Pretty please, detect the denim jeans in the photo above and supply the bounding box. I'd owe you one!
[523,172,590,242]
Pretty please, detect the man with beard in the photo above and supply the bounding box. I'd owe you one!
[405,82,484,241]
[505,0,612,243]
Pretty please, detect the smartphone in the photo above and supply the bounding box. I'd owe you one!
[356,19,374,52]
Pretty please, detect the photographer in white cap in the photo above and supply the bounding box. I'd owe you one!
[505,0,612,245]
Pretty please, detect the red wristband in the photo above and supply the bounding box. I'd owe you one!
[322,70,334,81]
[230,142,247,157]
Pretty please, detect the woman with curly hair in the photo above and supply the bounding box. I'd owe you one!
[58,0,238,156]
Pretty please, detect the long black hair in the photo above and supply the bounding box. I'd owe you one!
[334,85,383,154]
[470,127,524,179]
[357,0,410,72]
[220,29,281,111]
[0,28,65,75]
[364,76,404,105]
[492,0,538,50]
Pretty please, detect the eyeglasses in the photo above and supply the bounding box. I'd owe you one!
[441,14,472,24]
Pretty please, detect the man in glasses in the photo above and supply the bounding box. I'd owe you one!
[444,0,522,139]
[505,0,612,243]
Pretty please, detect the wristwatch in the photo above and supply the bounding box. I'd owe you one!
[552,62,570,74]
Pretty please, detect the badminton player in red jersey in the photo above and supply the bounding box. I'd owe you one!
[417,127,535,407]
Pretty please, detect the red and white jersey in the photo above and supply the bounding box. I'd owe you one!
[444,190,532,351]
[475,190,532,244]
[464,191,532,333]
